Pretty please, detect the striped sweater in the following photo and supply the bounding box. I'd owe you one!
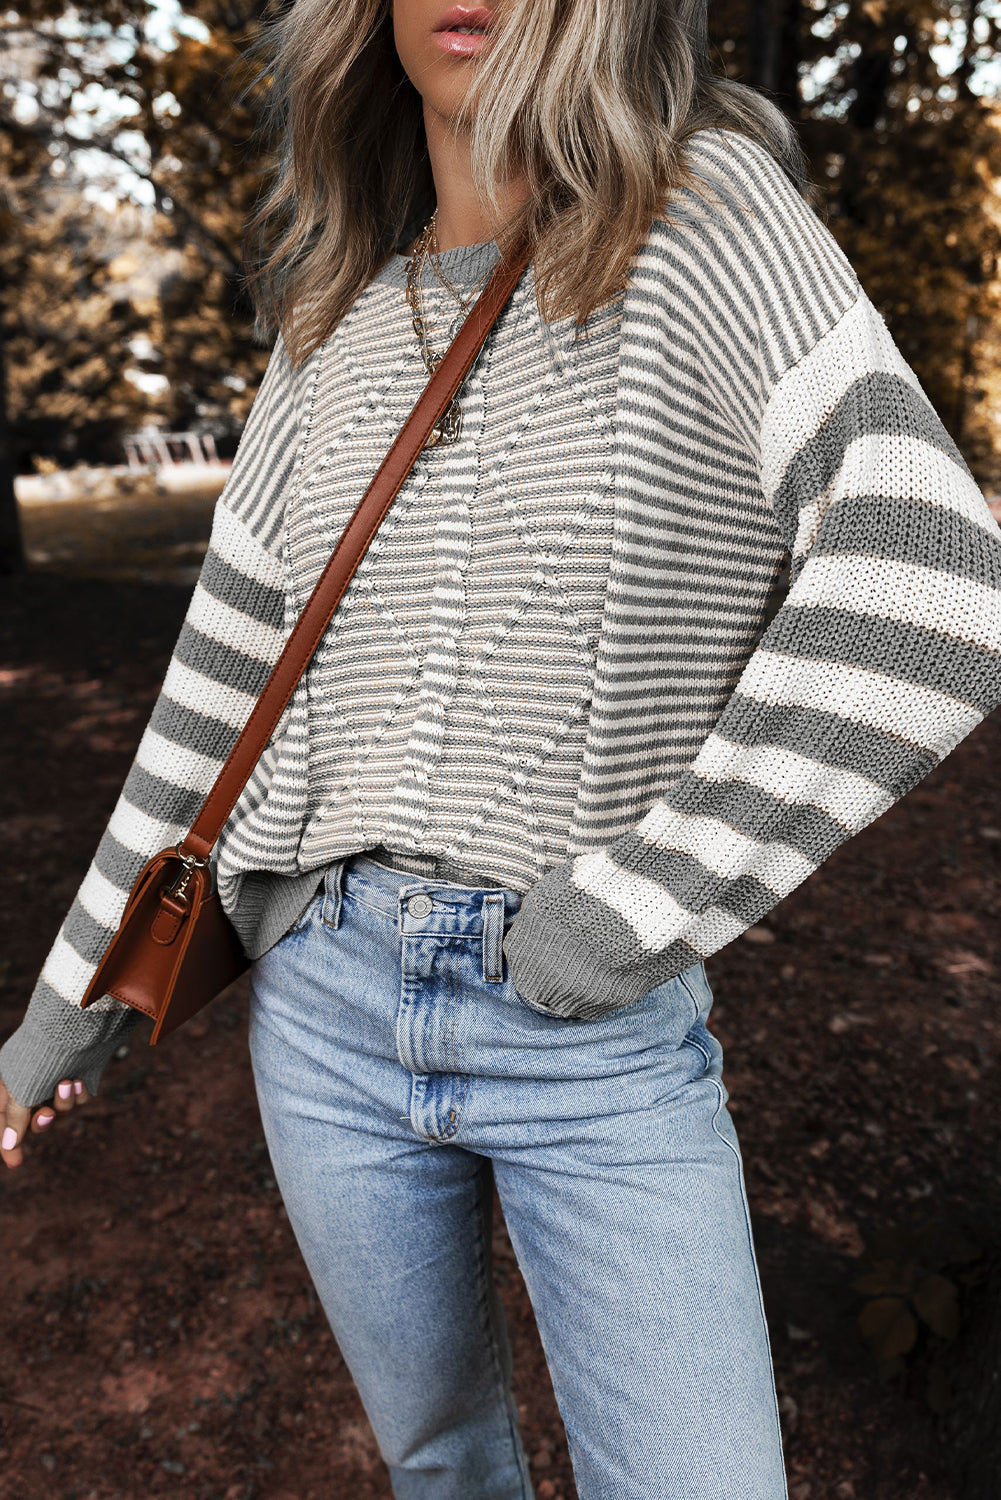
[3,126,1000,1103]
[214,236,623,954]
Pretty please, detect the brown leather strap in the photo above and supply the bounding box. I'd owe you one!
[181,237,531,862]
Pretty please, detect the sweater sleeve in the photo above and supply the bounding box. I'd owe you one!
[505,199,1001,1020]
[0,337,299,1106]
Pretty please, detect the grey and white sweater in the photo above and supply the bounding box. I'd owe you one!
[3,126,1000,1104]
[214,236,623,950]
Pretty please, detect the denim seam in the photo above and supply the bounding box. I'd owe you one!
[675,969,703,1030]
[682,1033,713,1069]
[707,1076,789,1496]
[441,950,469,1141]
[471,1169,534,1500]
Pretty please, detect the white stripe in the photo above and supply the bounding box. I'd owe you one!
[761,291,921,499]
[186,584,286,663]
[738,648,982,753]
[789,435,997,559]
[76,864,129,927]
[161,657,257,731]
[41,932,98,1007]
[570,849,692,947]
[107,796,184,856]
[208,503,286,584]
[134,727,222,795]
[569,849,751,953]
[692,733,894,832]
[634,803,816,893]
[792,553,1001,655]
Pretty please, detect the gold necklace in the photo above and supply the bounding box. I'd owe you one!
[404,210,496,448]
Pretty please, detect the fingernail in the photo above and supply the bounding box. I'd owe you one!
[57,1083,72,1100]
[73,1081,83,1096]
[2,1127,18,1151]
[37,1113,54,1128]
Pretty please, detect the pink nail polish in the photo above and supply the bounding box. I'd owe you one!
[57,1083,72,1100]
[2,1127,18,1151]
[37,1113,54,1128]
[73,1081,83,1096]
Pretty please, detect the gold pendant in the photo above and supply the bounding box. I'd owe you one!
[426,396,462,449]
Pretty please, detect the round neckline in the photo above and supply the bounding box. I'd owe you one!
[374,237,502,293]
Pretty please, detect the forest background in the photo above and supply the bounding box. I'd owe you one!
[2,0,1001,562]
[2,4,1001,1499]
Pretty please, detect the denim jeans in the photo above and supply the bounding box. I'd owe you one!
[248,854,787,1500]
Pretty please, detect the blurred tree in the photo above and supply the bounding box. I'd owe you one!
[0,0,274,487]
[709,0,1001,488]
[3,199,149,468]
[122,21,276,441]
[1,0,999,494]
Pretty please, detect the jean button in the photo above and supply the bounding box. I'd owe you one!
[407,893,434,919]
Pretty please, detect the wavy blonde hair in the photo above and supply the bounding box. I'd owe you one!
[245,0,812,365]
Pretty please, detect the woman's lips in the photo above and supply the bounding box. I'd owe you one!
[432,6,493,57]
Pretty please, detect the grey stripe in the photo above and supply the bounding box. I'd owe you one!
[711,694,939,794]
[28,978,135,1044]
[61,897,117,966]
[198,551,285,627]
[667,771,848,858]
[94,828,153,893]
[809,494,1001,584]
[766,606,1001,712]
[175,622,275,696]
[149,695,240,763]
[714,872,788,927]
[773,372,968,541]
[603,836,807,918]
[121,764,206,826]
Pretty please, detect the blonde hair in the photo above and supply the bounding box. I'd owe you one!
[245,0,813,365]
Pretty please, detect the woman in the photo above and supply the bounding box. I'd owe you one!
[3,1,1000,1495]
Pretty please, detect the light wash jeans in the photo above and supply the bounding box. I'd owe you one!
[248,854,787,1500]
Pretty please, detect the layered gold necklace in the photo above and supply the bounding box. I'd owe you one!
[404,209,495,448]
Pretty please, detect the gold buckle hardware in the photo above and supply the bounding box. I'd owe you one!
[166,847,209,905]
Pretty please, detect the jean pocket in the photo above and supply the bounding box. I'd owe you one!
[627,971,702,1043]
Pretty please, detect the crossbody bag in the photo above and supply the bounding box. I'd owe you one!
[80,238,531,1043]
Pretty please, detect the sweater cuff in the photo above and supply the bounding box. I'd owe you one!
[502,905,697,1021]
[0,1010,141,1109]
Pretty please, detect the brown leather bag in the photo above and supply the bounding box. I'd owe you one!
[80,240,531,1044]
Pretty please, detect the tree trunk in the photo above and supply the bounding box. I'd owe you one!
[0,312,25,576]
[747,0,802,114]
[845,24,894,133]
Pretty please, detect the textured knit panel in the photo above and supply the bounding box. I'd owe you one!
[222,244,620,898]
[5,126,1001,1104]
[210,244,621,924]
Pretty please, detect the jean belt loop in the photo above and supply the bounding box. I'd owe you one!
[482,893,505,983]
[322,860,345,929]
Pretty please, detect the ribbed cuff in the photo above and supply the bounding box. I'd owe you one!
[502,906,657,1020]
[0,1011,140,1109]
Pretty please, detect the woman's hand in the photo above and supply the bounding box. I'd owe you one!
[0,1075,91,1170]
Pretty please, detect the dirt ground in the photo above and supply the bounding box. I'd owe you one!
[1,497,999,1500]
